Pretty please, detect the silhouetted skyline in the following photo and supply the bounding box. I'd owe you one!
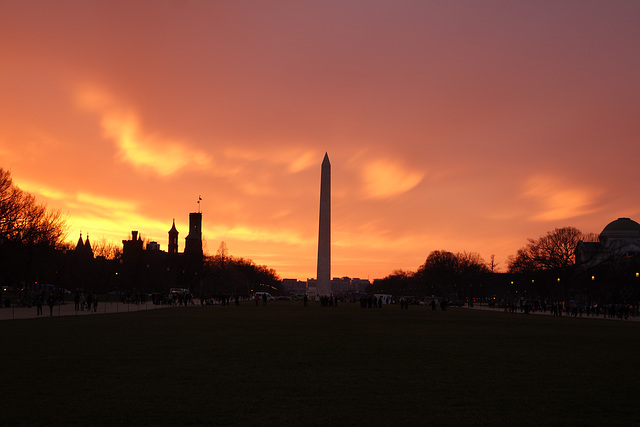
[2,1,640,279]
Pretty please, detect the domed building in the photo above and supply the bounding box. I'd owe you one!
[599,217,640,246]
[576,218,640,266]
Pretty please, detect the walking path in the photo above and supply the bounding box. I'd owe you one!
[464,303,640,321]
[0,300,187,321]
[2,299,638,322]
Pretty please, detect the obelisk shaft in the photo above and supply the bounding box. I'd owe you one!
[316,153,331,296]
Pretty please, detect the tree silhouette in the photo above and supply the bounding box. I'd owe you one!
[507,227,587,273]
[0,168,67,247]
[202,242,280,296]
[91,237,122,260]
[0,168,68,288]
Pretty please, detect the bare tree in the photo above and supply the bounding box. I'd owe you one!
[489,254,499,273]
[92,237,122,259]
[216,241,229,260]
[0,168,67,247]
[507,227,587,273]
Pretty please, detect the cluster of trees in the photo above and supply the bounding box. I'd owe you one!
[507,227,640,304]
[507,227,597,272]
[200,242,281,296]
[378,226,640,305]
[0,168,69,287]
[0,168,67,248]
[91,237,122,260]
[377,250,491,299]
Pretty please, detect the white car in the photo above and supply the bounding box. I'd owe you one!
[251,292,275,301]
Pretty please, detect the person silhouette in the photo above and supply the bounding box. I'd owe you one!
[47,294,55,316]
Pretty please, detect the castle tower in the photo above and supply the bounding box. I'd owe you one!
[84,233,93,258]
[168,219,179,255]
[184,212,203,258]
[316,153,331,296]
[74,232,94,259]
[75,232,84,252]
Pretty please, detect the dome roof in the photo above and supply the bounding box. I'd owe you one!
[600,217,640,240]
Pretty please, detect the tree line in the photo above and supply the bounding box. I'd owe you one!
[0,168,68,288]
[200,241,281,297]
[377,226,640,305]
[376,250,491,300]
[0,168,67,248]
[506,227,639,304]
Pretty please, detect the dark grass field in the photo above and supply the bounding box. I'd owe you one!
[1,302,639,426]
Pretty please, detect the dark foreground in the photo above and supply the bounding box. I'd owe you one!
[1,302,638,426]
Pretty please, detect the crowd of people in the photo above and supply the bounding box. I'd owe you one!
[4,287,639,324]
[200,294,240,306]
[319,295,339,307]
[501,298,638,319]
[73,291,99,313]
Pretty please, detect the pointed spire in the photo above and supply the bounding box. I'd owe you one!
[76,231,84,250]
[84,233,92,252]
[322,152,330,165]
[168,218,179,255]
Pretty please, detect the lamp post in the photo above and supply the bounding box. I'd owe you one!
[115,272,119,313]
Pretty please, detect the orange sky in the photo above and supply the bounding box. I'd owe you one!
[2,1,640,280]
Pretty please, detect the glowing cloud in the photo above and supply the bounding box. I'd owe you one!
[361,159,424,199]
[102,113,210,176]
[16,180,68,201]
[14,178,160,247]
[76,192,139,212]
[287,150,317,173]
[76,85,210,176]
[222,147,317,174]
[222,224,311,246]
[522,175,601,221]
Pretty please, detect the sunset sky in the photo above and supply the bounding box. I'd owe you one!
[2,1,640,280]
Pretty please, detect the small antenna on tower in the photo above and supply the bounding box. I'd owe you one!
[197,195,202,213]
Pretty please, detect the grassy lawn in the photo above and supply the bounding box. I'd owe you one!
[1,302,638,426]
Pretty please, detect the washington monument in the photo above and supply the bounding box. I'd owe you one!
[316,152,331,296]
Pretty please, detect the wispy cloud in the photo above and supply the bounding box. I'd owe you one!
[76,85,211,176]
[361,158,424,199]
[208,224,313,246]
[522,175,601,221]
[222,147,318,174]
[15,179,158,244]
[16,180,69,201]
[286,150,317,173]
[76,192,139,213]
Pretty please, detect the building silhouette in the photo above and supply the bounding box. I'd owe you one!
[184,212,203,258]
[116,212,203,292]
[168,219,179,255]
[576,217,640,267]
[74,232,94,259]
